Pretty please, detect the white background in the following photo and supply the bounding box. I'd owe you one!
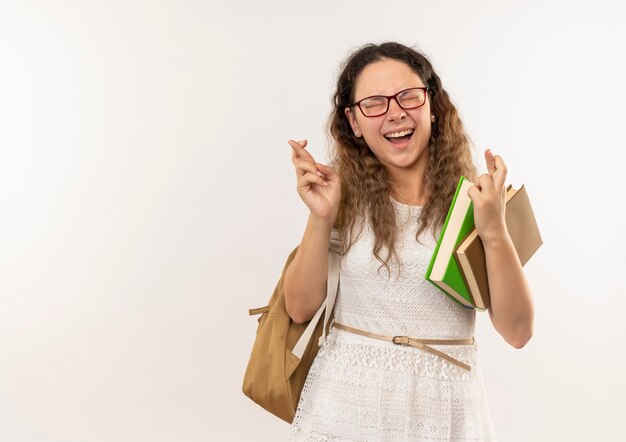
[1,0,625,441]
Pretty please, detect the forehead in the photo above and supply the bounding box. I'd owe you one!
[354,58,425,98]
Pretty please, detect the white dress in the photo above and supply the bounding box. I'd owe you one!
[288,197,497,441]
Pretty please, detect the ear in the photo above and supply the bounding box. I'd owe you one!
[344,107,359,133]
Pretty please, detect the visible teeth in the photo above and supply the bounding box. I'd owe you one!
[385,129,414,138]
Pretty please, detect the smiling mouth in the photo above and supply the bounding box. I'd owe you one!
[384,129,414,145]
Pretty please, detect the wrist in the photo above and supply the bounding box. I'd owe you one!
[480,226,510,249]
[308,213,336,231]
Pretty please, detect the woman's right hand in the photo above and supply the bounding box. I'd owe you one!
[289,139,341,225]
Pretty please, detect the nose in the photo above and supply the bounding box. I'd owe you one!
[386,97,405,121]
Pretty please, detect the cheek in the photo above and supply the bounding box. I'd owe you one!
[410,108,430,124]
[359,117,383,134]
[362,127,384,145]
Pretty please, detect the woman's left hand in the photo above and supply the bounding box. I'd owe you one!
[467,149,509,246]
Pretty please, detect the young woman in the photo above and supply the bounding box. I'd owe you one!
[283,42,534,441]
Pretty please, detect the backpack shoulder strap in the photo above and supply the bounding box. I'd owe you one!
[291,228,343,358]
[320,228,342,344]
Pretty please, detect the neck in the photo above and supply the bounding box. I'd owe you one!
[387,155,430,206]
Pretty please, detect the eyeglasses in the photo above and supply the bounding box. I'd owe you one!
[350,87,429,117]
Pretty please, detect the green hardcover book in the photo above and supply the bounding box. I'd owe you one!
[425,176,482,310]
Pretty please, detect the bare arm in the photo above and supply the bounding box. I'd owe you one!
[284,215,334,324]
[469,150,534,349]
[484,233,534,348]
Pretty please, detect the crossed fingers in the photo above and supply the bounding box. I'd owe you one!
[289,139,325,180]
[484,149,507,189]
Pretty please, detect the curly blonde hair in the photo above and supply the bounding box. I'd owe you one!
[328,42,477,279]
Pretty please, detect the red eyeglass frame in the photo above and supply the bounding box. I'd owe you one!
[350,87,429,117]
